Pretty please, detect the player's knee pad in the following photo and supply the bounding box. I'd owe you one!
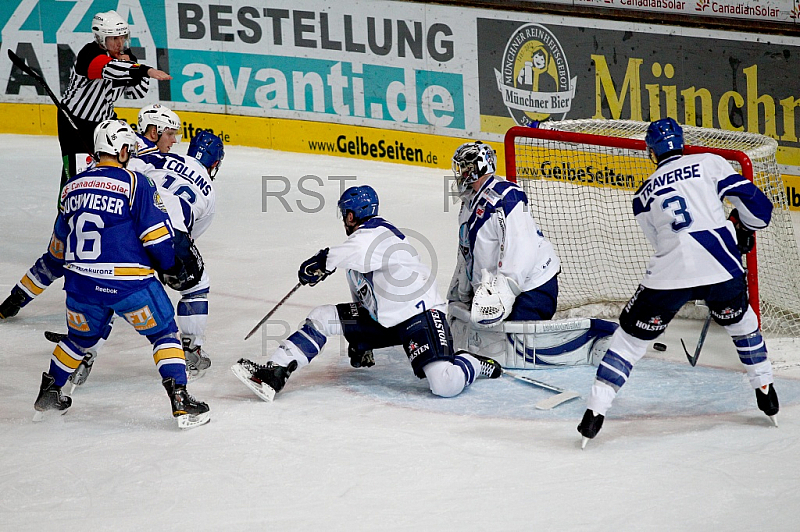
[400,310,454,379]
[722,306,759,337]
[307,305,342,337]
[424,360,466,398]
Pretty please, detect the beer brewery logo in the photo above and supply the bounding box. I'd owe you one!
[495,24,577,125]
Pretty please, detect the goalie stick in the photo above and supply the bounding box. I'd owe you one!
[503,369,581,410]
[7,49,98,161]
[244,282,302,340]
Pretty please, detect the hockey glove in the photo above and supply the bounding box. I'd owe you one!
[729,209,756,255]
[348,345,375,368]
[298,248,336,286]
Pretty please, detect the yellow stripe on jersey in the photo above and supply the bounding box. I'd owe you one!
[54,345,83,370]
[20,274,45,295]
[127,168,136,208]
[153,346,185,364]
[141,225,169,243]
[114,266,155,277]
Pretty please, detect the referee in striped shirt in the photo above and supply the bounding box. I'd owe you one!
[58,10,171,189]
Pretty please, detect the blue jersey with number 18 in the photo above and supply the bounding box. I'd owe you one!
[632,152,772,290]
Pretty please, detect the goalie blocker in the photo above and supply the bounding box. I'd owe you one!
[448,302,617,369]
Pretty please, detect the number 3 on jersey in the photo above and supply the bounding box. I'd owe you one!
[662,195,693,231]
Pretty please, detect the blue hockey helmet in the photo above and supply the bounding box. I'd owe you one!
[338,185,379,222]
[645,118,684,161]
[188,130,225,178]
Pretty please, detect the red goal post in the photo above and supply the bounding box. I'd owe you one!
[504,124,762,325]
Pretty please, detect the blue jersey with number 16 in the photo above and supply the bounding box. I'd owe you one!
[51,164,177,302]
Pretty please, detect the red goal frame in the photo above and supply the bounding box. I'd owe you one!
[504,125,760,322]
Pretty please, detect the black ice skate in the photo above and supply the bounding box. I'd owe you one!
[183,337,211,381]
[348,345,375,368]
[67,352,97,394]
[461,351,502,379]
[0,286,27,319]
[578,409,605,449]
[231,358,298,402]
[756,383,779,427]
[33,372,72,421]
[162,378,210,429]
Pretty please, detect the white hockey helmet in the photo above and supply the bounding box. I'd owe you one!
[452,141,496,197]
[138,104,181,138]
[93,119,138,158]
[92,11,130,50]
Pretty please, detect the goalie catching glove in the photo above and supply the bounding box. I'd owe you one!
[729,209,756,255]
[471,269,520,328]
[298,248,336,286]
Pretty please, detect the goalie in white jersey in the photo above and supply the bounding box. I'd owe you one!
[578,118,778,447]
[445,142,615,369]
[232,185,503,402]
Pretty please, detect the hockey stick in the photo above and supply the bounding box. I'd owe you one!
[681,309,712,367]
[244,282,302,340]
[7,49,98,161]
[503,369,581,410]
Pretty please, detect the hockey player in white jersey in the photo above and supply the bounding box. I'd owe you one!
[578,118,778,448]
[138,128,223,378]
[134,103,181,156]
[232,185,503,402]
[445,142,613,369]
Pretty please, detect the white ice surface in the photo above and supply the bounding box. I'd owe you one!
[2,135,800,531]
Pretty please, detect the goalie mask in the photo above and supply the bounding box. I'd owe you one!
[452,141,496,198]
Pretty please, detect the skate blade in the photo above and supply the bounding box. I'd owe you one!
[535,391,581,410]
[32,408,69,422]
[231,363,276,402]
[176,411,210,430]
[769,415,778,427]
[187,367,207,383]
[581,436,590,450]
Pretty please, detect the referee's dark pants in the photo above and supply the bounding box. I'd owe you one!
[57,110,100,190]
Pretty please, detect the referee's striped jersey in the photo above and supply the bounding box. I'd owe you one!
[61,42,150,122]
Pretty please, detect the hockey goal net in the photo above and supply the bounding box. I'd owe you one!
[504,119,800,338]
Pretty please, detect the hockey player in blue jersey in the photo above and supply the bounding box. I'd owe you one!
[33,119,209,429]
[232,185,503,402]
[578,118,777,448]
[2,106,222,382]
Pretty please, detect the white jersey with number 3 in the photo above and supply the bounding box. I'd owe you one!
[326,217,445,328]
[632,152,772,290]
